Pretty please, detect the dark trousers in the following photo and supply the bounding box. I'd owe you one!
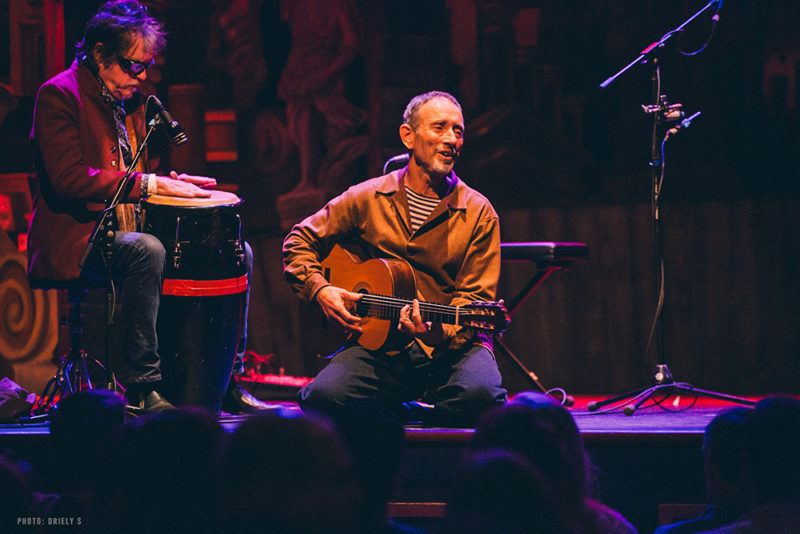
[81,231,252,384]
[298,341,507,426]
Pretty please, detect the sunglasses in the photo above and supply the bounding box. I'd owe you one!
[117,55,155,76]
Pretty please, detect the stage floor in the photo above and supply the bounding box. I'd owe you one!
[0,394,746,435]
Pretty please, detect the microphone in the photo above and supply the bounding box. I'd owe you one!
[383,153,410,174]
[665,110,702,140]
[149,96,188,146]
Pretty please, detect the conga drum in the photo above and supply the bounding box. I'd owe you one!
[142,191,247,412]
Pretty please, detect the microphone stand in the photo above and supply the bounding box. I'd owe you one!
[588,1,755,415]
[599,1,719,89]
[77,113,162,390]
[78,114,161,269]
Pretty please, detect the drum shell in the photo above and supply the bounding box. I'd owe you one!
[142,195,247,413]
[141,199,247,280]
[157,292,243,412]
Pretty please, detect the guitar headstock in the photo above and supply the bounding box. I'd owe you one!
[461,301,511,335]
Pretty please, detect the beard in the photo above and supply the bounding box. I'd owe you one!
[414,151,457,178]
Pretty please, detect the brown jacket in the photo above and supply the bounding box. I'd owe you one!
[283,168,501,355]
[28,60,145,281]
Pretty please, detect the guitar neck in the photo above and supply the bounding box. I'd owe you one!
[357,294,463,325]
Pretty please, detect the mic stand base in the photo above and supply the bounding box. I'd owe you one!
[586,364,756,416]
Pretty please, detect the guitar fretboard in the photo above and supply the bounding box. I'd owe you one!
[355,294,462,325]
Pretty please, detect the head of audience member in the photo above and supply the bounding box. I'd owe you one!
[89,407,224,534]
[743,395,800,506]
[441,447,579,534]
[214,408,364,534]
[48,389,127,491]
[0,454,38,526]
[473,391,591,510]
[326,400,407,531]
[474,393,643,534]
[702,406,753,511]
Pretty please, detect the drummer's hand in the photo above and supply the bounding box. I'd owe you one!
[315,285,363,334]
[154,175,212,198]
[169,171,217,189]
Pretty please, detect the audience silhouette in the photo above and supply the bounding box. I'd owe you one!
[438,447,579,534]
[0,454,41,532]
[45,389,128,523]
[88,407,224,534]
[699,395,800,534]
[654,406,753,534]
[325,400,424,533]
[213,408,366,533]
[6,390,799,533]
[470,391,638,534]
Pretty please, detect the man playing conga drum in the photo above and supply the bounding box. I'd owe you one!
[28,0,265,413]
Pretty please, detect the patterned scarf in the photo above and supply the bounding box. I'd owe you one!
[97,75,133,169]
[93,66,141,231]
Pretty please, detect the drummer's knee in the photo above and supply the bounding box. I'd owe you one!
[120,232,165,270]
[140,233,165,266]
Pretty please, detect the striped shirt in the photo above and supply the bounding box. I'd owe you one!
[406,185,440,231]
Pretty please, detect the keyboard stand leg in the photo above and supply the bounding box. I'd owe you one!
[498,266,574,406]
[495,336,547,392]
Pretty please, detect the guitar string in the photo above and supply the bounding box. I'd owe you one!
[354,295,502,331]
[358,294,497,314]
[359,294,463,315]
[357,294,498,322]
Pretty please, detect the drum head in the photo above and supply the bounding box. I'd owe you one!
[145,190,241,207]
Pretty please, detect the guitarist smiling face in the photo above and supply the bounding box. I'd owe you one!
[399,94,464,198]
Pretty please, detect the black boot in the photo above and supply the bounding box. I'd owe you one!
[221,380,276,414]
[126,383,175,414]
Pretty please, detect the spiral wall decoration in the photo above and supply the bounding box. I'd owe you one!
[0,246,58,368]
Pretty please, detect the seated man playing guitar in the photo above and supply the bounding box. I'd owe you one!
[283,91,508,427]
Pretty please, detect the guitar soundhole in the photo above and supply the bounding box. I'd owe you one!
[354,289,370,318]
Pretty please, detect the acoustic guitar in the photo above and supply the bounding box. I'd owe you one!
[319,244,510,352]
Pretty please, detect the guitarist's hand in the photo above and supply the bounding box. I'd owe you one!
[316,286,363,334]
[399,299,444,347]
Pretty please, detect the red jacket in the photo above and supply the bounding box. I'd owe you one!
[28,60,145,280]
